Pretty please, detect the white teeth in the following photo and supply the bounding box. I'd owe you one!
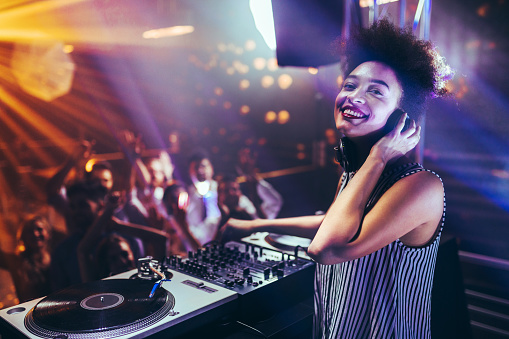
[343,109,365,118]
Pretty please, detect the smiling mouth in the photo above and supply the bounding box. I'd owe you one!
[342,108,367,119]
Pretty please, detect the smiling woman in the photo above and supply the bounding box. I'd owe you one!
[221,17,453,339]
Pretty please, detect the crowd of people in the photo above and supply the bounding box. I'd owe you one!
[1,131,283,303]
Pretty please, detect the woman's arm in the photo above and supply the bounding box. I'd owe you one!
[220,214,326,242]
[308,168,444,264]
[308,115,443,264]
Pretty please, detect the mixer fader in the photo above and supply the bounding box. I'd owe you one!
[164,241,315,295]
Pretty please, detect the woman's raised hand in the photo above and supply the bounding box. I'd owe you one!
[371,113,421,165]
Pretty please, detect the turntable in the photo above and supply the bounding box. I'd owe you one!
[241,232,311,260]
[0,269,237,339]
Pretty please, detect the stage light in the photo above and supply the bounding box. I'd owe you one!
[10,39,75,101]
[359,0,399,8]
[142,25,194,39]
[249,0,276,51]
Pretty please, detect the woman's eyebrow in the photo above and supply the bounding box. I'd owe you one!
[370,79,390,89]
[344,75,390,89]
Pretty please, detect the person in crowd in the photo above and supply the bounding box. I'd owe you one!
[217,174,259,226]
[93,233,136,279]
[76,190,171,282]
[0,215,55,302]
[185,150,222,246]
[49,180,106,291]
[221,18,452,338]
[161,181,200,256]
[118,129,178,229]
[236,147,283,220]
[45,140,114,231]
[186,149,283,246]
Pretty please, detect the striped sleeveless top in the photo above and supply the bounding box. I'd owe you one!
[313,163,445,339]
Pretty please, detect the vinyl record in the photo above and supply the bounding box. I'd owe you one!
[25,279,175,339]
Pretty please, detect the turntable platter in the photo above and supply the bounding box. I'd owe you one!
[25,279,175,339]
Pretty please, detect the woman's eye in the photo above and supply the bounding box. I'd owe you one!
[343,83,355,90]
[369,88,383,95]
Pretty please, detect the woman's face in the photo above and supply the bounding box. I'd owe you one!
[22,219,49,250]
[334,61,403,138]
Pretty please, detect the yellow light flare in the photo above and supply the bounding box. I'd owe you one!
[0,0,190,46]
[267,58,278,71]
[277,110,290,124]
[63,44,74,53]
[0,140,45,201]
[253,57,266,70]
[0,106,54,165]
[244,40,256,51]
[265,111,276,123]
[240,105,250,115]
[85,159,96,172]
[239,79,250,90]
[261,75,274,88]
[223,101,232,109]
[142,26,194,39]
[278,74,293,90]
[308,67,318,75]
[0,86,74,153]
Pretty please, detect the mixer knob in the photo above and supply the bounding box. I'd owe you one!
[243,268,250,276]
[277,269,284,277]
[264,268,271,279]
[247,276,253,284]
[278,261,285,269]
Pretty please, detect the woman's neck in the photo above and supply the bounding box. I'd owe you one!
[346,131,383,168]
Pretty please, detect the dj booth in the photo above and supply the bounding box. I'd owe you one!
[0,234,316,338]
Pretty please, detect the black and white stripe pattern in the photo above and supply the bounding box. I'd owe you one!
[313,163,445,339]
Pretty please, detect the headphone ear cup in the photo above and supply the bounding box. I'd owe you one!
[335,139,350,171]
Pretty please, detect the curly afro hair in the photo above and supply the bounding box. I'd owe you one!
[338,18,451,120]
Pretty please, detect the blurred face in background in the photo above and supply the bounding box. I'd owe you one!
[91,168,114,192]
[68,193,101,232]
[218,180,242,210]
[194,158,214,182]
[21,218,50,251]
[106,239,135,275]
[146,158,167,188]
